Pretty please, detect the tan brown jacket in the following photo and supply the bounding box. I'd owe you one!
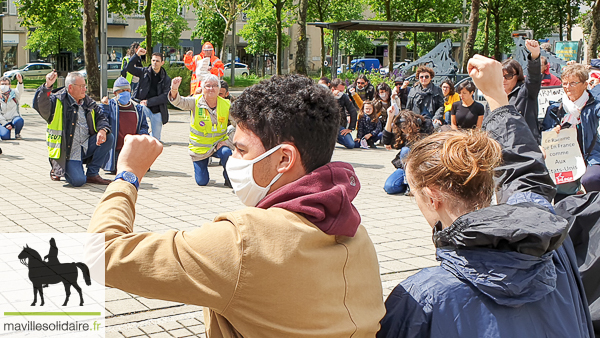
[88,181,385,337]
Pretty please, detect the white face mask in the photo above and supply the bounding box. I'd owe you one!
[380,93,388,100]
[226,144,284,207]
[0,85,9,93]
[334,91,344,99]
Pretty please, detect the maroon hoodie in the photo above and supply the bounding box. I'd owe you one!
[256,162,362,237]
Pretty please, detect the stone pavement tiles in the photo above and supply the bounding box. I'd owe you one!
[0,91,437,337]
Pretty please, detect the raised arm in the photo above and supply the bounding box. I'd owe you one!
[468,55,556,203]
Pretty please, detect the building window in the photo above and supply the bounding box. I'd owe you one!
[9,0,16,15]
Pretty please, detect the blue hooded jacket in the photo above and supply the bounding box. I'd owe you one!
[378,105,594,338]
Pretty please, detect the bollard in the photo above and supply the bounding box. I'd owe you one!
[56,76,65,88]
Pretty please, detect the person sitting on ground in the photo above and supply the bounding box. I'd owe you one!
[0,74,24,140]
[219,80,235,102]
[406,66,444,119]
[354,100,382,149]
[432,79,460,125]
[541,64,600,196]
[377,54,594,338]
[374,82,392,128]
[33,71,113,186]
[317,76,331,89]
[382,107,433,195]
[541,56,561,87]
[100,77,149,175]
[391,76,410,109]
[498,39,542,142]
[331,78,358,149]
[450,80,485,130]
[87,74,385,337]
[169,74,232,187]
[347,74,375,110]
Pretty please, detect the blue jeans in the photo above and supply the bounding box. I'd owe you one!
[444,111,451,124]
[193,146,232,186]
[384,147,410,194]
[65,133,114,187]
[337,126,354,149]
[143,106,162,141]
[0,116,24,140]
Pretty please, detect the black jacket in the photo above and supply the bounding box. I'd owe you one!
[33,85,111,174]
[483,104,598,336]
[126,54,171,124]
[406,83,444,118]
[336,93,357,130]
[347,83,375,107]
[487,55,542,142]
[120,55,143,78]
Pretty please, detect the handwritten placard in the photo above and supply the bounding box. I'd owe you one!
[541,128,586,184]
[537,86,563,119]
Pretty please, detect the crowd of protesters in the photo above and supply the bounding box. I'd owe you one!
[1,36,599,338]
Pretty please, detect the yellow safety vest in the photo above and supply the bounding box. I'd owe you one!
[189,95,230,155]
[46,98,97,159]
[122,56,133,83]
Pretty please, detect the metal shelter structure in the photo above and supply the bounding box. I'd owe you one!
[308,20,469,78]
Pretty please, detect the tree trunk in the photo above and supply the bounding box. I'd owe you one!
[295,0,308,75]
[388,32,396,74]
[413,11,418,59]
[483,7,490,56]
[145,0,153,52]
[559,9,564,41]
[220,18,232,61]
[493,7,501,60]
[566,0,572,40]
[83,0,100,99]
[587,0,600,62]
[462,0,481,72]
[320,28,326,77]
[275,0,284,75]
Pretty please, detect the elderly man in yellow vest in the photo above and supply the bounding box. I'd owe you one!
[169,74,232,187]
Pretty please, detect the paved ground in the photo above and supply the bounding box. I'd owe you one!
[0,90,436,337]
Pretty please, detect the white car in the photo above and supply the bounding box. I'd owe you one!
[77,62,123,80]
[380,62,408,76]
[4,63,53,80]
[223,63,249,77]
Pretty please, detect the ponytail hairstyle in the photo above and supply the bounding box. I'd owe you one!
[404,130,502,211]
[392,109,428,149]
[358,100,379,123]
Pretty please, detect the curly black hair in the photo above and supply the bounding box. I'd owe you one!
[230,74,341,173]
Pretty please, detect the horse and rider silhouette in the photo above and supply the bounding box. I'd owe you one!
[18,238,91,306]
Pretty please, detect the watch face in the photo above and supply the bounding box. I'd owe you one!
[122,171,137,183]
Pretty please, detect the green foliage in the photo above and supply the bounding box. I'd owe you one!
[238,1,292,55]
[163,62,191,97]
[136,0,190,49]
[337,70,395,88]
[325,0,373,56]
[192,5,227,52]
[16,0,82,56]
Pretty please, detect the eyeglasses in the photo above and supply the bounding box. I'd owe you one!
[419,75,430,79]
[503,73,515,80]
[562,81,582,88]
[204,84,218,89]
[356,81,366,85]
[73,83,87,88]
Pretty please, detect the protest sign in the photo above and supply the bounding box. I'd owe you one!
[541,128,586,184]
[537,86,563,119]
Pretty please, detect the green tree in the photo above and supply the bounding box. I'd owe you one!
[267,0,294,75]
[295,0,308,75]
[16,0,82,56]
[136,0,190,51]
[238,1,291,76]
[192,5,227,54]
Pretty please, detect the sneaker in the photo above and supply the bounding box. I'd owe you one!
[360,139,369,149]
[224,179,232,188]
[15,134,21,139]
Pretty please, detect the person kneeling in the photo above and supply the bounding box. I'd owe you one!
[33,71,113,186]
[169,74,232,187]
[0,74,24,140]
[101,77,149,175]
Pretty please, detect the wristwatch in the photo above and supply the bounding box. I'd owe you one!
[115,171,139,190]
